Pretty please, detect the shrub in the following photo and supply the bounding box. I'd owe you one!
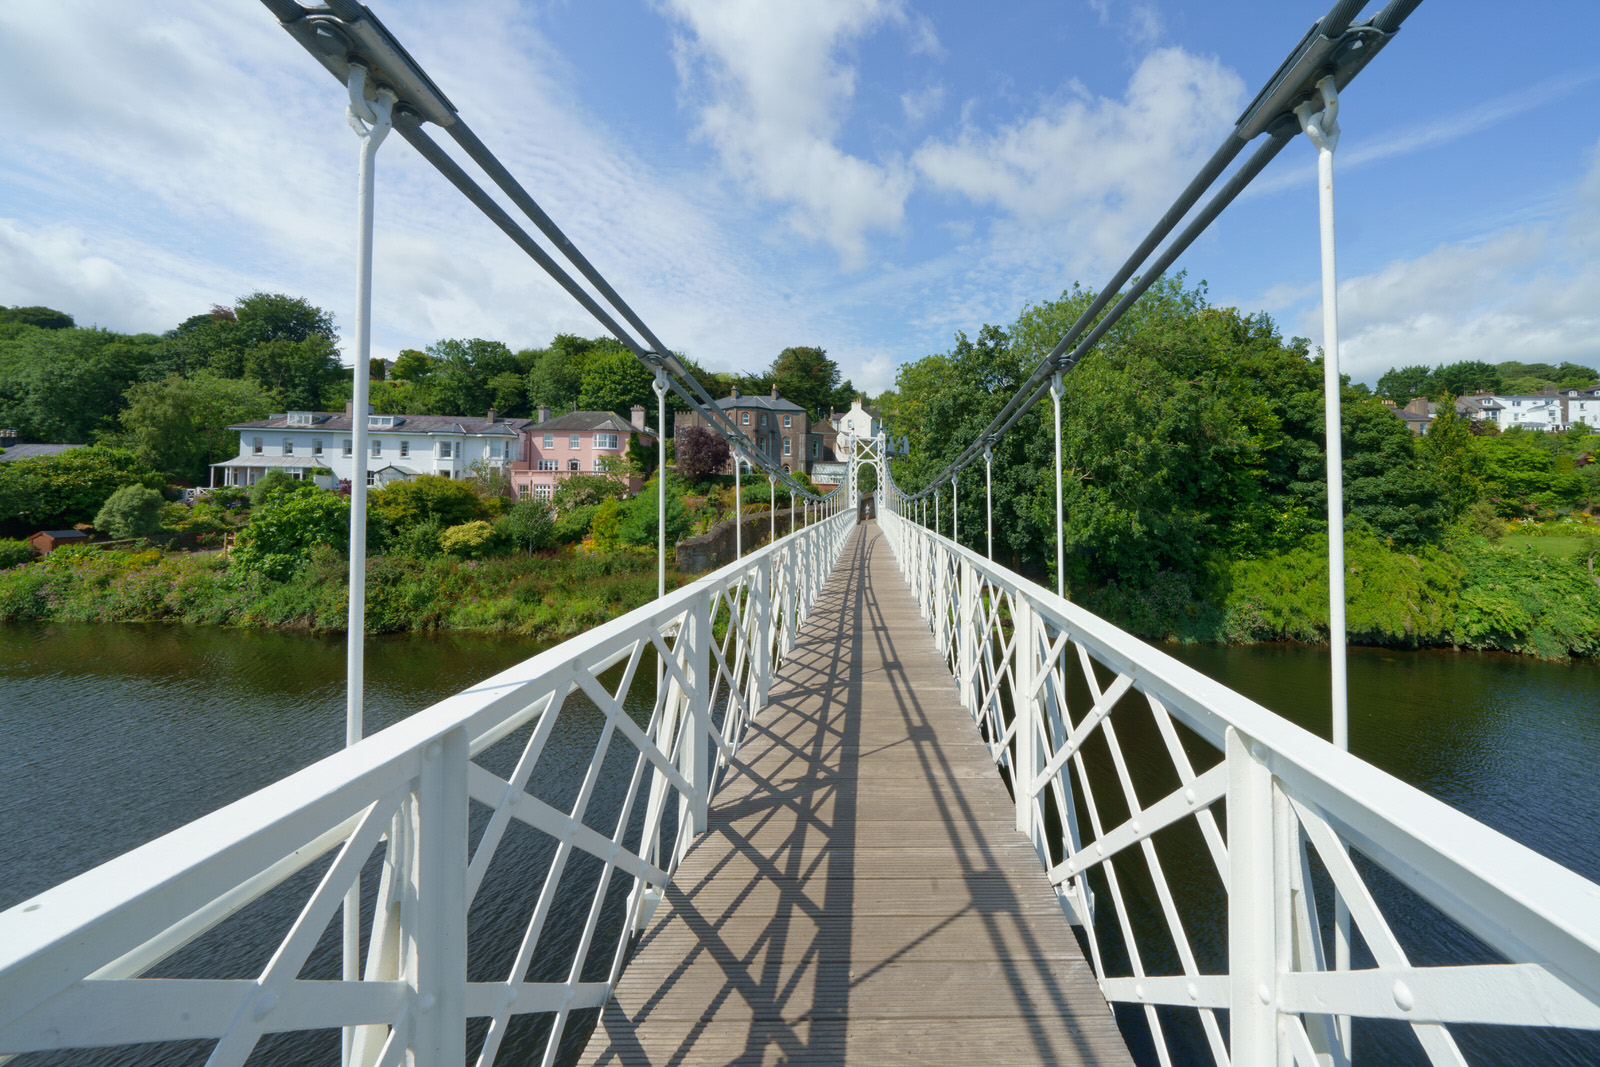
[590,499,622,549]
[0,539,33,568]
[248,469,298,508]
[552,472,626,511]
[552,504,598,545]
[232,483,350,581]
[497,499,555,554]
[677,426,729,483]
[618,477,691,547]
[440,520,499,558]
[94,485,167,540]
[370,475,485,532]
[0,446,164,527]
[388,514,446,558]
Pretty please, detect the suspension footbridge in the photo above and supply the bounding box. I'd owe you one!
[3,1,1600,1065]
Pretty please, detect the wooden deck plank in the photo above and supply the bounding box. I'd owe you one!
[580,522,1131,1066]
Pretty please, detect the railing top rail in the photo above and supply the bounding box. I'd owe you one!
[885,513,1600,1005]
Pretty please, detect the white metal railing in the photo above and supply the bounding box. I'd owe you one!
[0,507,855,1066]
[879,505,1600,1066]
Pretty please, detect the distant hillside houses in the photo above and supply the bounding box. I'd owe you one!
[1386,387,1600,435]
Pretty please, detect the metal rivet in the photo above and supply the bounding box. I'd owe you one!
[1392,980,1414,1011]
[424,741,442,762]
[1095,842,1104,856]
[22,904,40,913]
[419,992,436,1014]
[1257,983,1271,1005]
[1184,788,1196,805]
[253,990,278,1020]
[1134,982,1145,1000]
[1131,820,1141,834]
[1187,981,1198,1001]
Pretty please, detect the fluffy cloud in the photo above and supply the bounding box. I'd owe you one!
[661,0,918,268]
[913,48,1243,271]
[1306,142,1600,382]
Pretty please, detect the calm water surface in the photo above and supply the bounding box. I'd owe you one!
[3,625,1598,1064]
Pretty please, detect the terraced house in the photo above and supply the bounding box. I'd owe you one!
[508,405,654,500]
[213,403,532,488]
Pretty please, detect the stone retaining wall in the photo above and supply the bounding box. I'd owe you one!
[676,507,801,574]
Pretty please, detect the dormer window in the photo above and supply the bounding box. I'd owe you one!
[287,412,316,426]
[369,415,397,428]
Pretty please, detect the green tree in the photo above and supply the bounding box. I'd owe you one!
[1433,360,1502,398]
[233,292,337,346]
[390,349,433,381]
[1417,398,1483,519]
[245,335,342,410]
[249,469,299,508]
[578,348,654,416]
[617,476,690,546]
[497,499,555,554]
[1339,397,1450,544]
[119,372,274,484]
[552,472,626,511]
[1375,364,1433,402]
[768,346,843,422]
[0,306,74,330]
[0,446,163,527]
[439,520,499,558]
[233,483,350,581]
[93,485,166,539]
[0,326,165,442]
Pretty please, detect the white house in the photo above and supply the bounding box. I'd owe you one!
[211,404,535,488]
[834,398,909,455]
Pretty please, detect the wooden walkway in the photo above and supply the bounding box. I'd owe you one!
[581,523,1131,1065]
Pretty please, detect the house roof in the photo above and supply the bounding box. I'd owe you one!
[37,529,88,539]
[0,443,83,463]
[212,456,333,469]
[229,412,533,436]
[530,410,651,435]
[717,393,805,414]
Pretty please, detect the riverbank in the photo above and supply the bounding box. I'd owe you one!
[0,544,688,640]
[1087,530,1600,659]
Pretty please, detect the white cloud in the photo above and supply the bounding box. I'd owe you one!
[661,0,919,268]
[911,47,1244,292]
[901,84,946,125]
[1303,142,1600,381]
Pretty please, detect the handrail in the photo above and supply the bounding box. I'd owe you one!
[876,506,1600,1064]
[0,508,857,1065]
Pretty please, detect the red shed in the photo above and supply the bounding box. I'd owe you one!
[28,529,89,555]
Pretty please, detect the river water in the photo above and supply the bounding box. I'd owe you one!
[3,624,1597,1065]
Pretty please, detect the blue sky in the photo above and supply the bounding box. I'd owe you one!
[1,0,1596,395]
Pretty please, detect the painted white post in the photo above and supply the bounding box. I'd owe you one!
[734,455,742,559]
[411,725,468,1063]
[1051,371,1065,599]
[953,475,959,546]
[1298,77,1353,1047]
[769,475,776,545]
[1226,727,1278,1066]
[983,444,994,560]
[342,67,393,1067]
[1013,597,1035,835]
[935,486,940,538]
[685,595,711,833]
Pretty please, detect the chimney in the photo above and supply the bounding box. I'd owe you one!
[537,404,550,422]
[730,385,740,399]
[345,399,353,417]
[631,404,646,432]
[771,384,779,400]
[487,407,497,423]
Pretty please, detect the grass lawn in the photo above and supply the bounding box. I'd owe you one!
[1501,534,1598,559]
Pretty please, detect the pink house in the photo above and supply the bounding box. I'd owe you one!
[509,406,655,501]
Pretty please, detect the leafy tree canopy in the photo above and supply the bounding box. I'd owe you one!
[0,446,164,528]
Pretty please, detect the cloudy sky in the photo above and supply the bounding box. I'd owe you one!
[1,0,1595,394]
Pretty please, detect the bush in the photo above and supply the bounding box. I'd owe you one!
[590,498,622,549]
[552,504,598,545]
[94,485,167,540]
[0,539,33,568]
[618,477,691,547]
[551,472,626,512]
[248,469,298,508]
[370,476,485,532]
[232,483,350,581]
[0,446,164,527]
[388,514,446,558]
[677,425,730,483]
[440,520,499,558]
[209,486,248,508]
[497,499,555,554]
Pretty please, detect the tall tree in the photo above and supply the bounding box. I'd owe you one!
[119,372,274,484]
[578,348,654,416]
[768,346,841,422]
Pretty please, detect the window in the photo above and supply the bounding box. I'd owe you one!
[438,441,453,459]
[594,433,619,450]
[287,412,314,426]
[594,458,609,471]
[252,436,263,455]
[811,439,819,458]
[369,415,396,428]
[371,440,382,457]
[569,434,581,449]
[342,439,353,457]
[783,437,791,456]
[283,438,294,455]
[400,441,409,458]
[366,471,378,487]
[312,438,323,456]
[759,413,767,427]
[568,459,580,471]
[783,414,791,428]
[543,434,554,448]
[741,411,749,425]
[533,485,554,501]
[502,440,511,460]
[537,459,558,471]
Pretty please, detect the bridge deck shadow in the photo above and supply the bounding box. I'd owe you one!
[580,522,1131,1065]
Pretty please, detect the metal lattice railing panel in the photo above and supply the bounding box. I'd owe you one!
[0,511,857,1066]
[879,506,1600,1067]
